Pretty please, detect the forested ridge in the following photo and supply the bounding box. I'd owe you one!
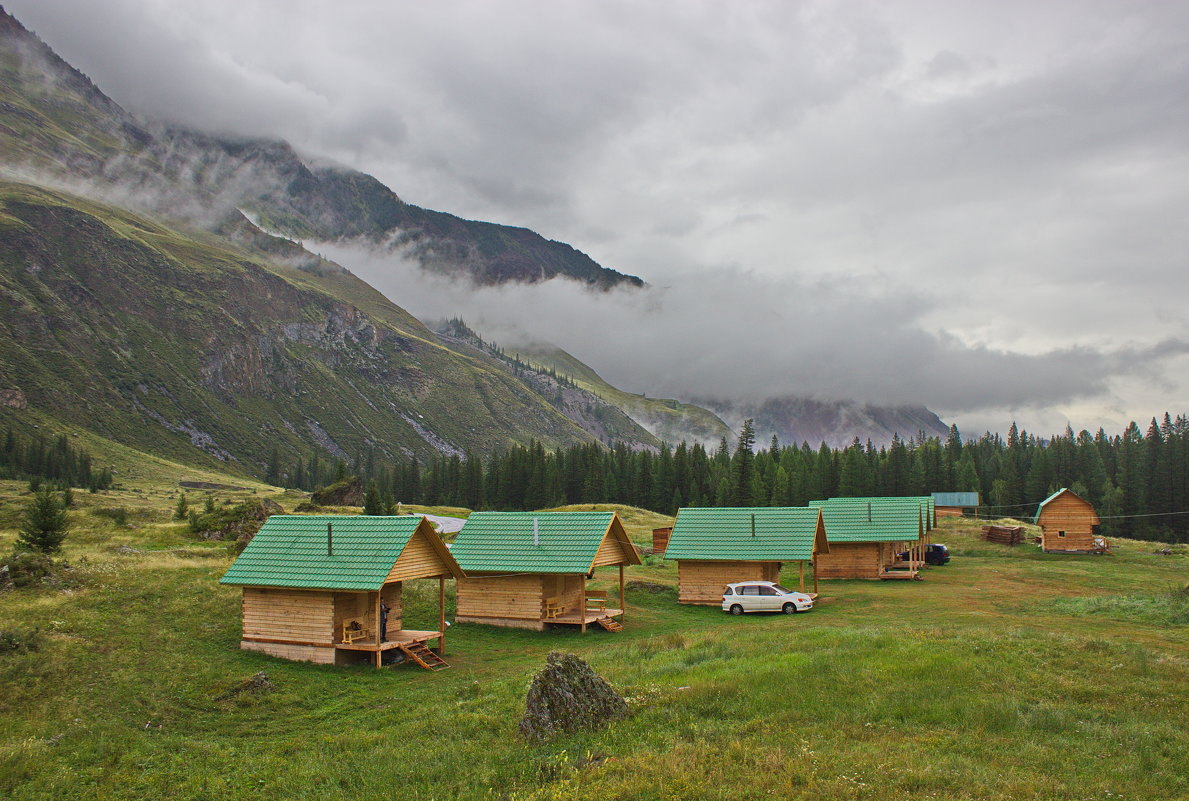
[284,414,1189,543]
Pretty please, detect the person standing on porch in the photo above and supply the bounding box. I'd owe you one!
[379,601,389,642]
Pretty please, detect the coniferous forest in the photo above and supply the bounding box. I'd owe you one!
[283,414,1189,544]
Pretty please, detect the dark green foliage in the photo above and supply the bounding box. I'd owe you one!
[0,551,56,588]
[0,628,41,655]
[92,506,128,527]
[173,493,189,521]
[0,428,111,490]
[16,488,69,554]
[362,480,383,515]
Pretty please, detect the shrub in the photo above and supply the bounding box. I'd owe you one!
[92,506,128,526]
[17,488,70,554]
[1,551,56,588]
[0,628,41,654]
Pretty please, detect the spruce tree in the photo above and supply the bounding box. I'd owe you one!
[363,481,384,515]
[174,493,189,521]
[730,419,757,506]
[17,488,70,554]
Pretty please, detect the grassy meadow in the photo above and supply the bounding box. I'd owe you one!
[0,479,1186,800]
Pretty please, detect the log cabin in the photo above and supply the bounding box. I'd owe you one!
[1034,488,1106,553]
[664,507,829,605]
[219,515,463,670]
[932,491,980,518]
[809,498,926,579]
[450,511,641,632]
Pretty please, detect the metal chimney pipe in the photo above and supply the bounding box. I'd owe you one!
[327,521,333,556]
[751,513,756,537]
[533,517,540,547]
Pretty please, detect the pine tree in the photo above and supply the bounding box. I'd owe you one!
[363,481,384,515]
[730,419,757,506]
[173,493,189,521]
[17,488,70,554]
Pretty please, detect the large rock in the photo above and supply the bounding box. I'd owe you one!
[518,652,628,743]
[195,498,283,544]
[311,476,363,507]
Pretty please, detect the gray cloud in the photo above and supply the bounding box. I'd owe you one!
[8,0,1189,432]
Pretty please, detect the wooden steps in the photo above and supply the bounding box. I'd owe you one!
[596,616,624,632]
[397,641,450,671]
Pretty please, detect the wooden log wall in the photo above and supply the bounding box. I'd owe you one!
[242,587,334,644]
[387,530,447,581]
[652,527,673,554]
[592,532,630,567]
[455,574,545,627]
[1038,493,1101,552]
[676,560,777,605]
[241,639,335,664]
[815,542,883,579]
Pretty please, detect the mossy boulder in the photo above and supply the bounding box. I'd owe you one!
[191,498,283,545]
[519,651,628,743]
[311,476,363,507]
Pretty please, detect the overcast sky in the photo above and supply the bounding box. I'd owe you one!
[10,0,1189,436]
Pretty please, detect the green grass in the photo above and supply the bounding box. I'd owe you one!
[0,489,1186,800]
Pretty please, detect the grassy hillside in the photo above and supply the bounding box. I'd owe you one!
[1,480,1185,800]
[0,182,654,477]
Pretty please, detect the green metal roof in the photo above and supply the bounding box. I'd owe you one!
[933,491,980,507]
[450,511,637,574]
[664,507,824,562]
[822,496,935,529]
[809,498,924,543]
[219,515,428,591]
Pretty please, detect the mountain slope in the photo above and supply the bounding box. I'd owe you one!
[0,182,649,474]
[470,340,734,447]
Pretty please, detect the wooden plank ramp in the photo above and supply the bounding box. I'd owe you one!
[397,642,451,671]
[596,616,624,632]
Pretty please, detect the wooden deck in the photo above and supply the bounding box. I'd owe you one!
[334,629,442,652]
[548,608,624,625]
[879,569,921,580]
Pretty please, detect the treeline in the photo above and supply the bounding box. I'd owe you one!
[0,428,113,491]
[282,413,1189,544]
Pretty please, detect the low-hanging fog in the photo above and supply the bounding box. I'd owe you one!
[315,238,1189,437]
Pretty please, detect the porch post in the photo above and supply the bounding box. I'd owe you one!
[374,591,381,646]
[618,564,625,622]
[580,575,588,633]
[799,560,805,591]
[438,576,446,655]
[812,556,819,596]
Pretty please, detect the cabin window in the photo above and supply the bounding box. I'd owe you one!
[1058,531,1066,537]
[1091,525,1101,537]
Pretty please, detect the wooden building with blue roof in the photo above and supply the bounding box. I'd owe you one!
[933,491,980,518]
[665,507,829,605]
[220,515,463,669]
[451,511,641,632]
[809,498,926,580]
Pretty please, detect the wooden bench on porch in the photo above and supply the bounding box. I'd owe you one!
[543,596,567,619]
[341,617,373,644]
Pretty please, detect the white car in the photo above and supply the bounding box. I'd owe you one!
[722,581,813,615]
